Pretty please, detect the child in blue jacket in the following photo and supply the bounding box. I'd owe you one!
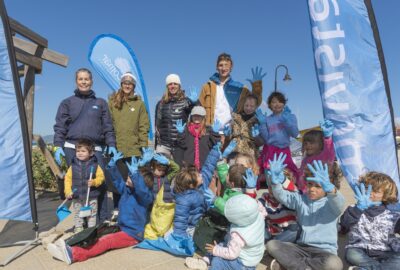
[47,152,153,264]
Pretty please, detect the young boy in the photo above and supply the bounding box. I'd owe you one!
[64,139,105,233]
[266,154,344,270]
[198,53,265,127]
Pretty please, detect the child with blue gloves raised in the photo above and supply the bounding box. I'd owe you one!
[266,153,344,270]
[340,172,400,270]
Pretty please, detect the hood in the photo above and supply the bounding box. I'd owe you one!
[224,194,259,226]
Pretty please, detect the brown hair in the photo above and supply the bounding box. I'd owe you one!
[174,165,199,193]
[110,88,135,110]
[140,167,155,189]
[302,130,324,155]
[234,152,260,176]
[216,53,233,66]
[76,138,94,153]
[359,172,398,205]
[245,93,259,105]
[228,164,247,188]
[75,68,92,81]
[267,91,286,108]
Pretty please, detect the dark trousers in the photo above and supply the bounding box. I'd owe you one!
[266,240,343,270]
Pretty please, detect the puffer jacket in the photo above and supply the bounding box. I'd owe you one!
[155,96,194,148]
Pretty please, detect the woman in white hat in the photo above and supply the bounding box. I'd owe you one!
[155,73,197,159]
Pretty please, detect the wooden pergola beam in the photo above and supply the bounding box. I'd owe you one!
[9,17,48,47]
[15,47,42,71]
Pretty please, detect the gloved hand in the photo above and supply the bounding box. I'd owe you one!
[223,124,232,137]
[187,87,199,103]
[243,168,257,188]
[255,109,267,124]
[320,119,334,138]
[174,119,186,134]
[246,66,266,83]
[139,147,154,166]
[212,119,222,133]
[125,156,139,174]
[108,146,118,156]
[222,139,237,159]
[213,142,223,159]
[306,160,335,193]
[153,153,169,165]
[251,124,260,137]
[54,147,65,166]
[108,151,123,167]
[281,106,292,122]
[268,153,287,184]
[204,188,216,206]
[355,183,382,210]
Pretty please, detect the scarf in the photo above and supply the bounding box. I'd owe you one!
[188,123,202,170]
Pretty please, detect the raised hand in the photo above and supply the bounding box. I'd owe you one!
[246,66,266,83]
[320,119,334,138]
[187,86,199,103]
[108,146,118,156]
[139,147,154,166]
[108,151,123,167]
[174,119,186,134]
[223,124,232,137]
[54,147,65,166]
[222,139,237,159]
[243,168,257,188]
[256,109,267,124]
[355,183,382,210]
[306,160,335,192]
[153,153,169,165]
[125,156,139,174]
[251,124,260,137]
[212,119,222,133]
[204,188,216,206]
[281,106,292,122]
[268,153,287,184]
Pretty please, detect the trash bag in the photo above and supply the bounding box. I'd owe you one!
[136,232,195,256]
[144,185,175,239]
[66,222,120,248]
[193,208,230,256]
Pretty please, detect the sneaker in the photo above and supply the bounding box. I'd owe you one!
[53,238,73,265]
[185,257,208,270]
[270,259,282,270]
[47,243,64,262]
[348,267,364,270]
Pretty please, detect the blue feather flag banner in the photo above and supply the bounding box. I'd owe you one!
[307,0,399,190]
[88,34,153,139]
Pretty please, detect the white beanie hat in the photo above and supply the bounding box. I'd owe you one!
[121,72,137,85]
[165,74,181,85]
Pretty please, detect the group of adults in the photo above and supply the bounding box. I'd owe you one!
[53,53,265,221]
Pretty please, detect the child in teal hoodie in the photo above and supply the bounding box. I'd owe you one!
[266,153,345,270]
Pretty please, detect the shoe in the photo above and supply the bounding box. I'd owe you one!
[270,259,282,270]
[47,243,64,262]
[185,257,208,270]
[53,238,73,265]
[348,267,364,270]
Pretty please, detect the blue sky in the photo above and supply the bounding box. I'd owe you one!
[5,0,400,136]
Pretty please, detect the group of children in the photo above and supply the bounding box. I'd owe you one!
[47,75,400,270]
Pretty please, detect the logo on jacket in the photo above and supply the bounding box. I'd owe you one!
[92,105,99,110]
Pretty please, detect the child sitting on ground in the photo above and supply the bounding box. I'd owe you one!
[64,139,105,233]
[47,152,154,264]
[340,172,400,270]
[266,153,344,270]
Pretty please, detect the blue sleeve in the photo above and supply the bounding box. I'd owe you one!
[200,148,220,191]
[326,191,345,217]
[271,183,302,210]
[283,113,299,138]
[259,123,269,143]
[100,98,116,147]
[339,205,363,234]
[106,165,126,194]
[173,195,191,236]
[130,171,154,207]
[53,99,70,147]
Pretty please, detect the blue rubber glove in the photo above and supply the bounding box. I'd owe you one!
[153,153,170,165]
[355,183,382,210]
[139,147,154,166]
[125,156,139,174]
[222,140,237,159]
[246,66,266,83]
[281,106,292,122]
[268,153,287,184]
[108,151,123,167]
[320,119,334,138]
[108,146,118,156]
[204,188,216,206]
[187,87,198,103]
[243,168,257,188]
[54,147,65,166]
[174,119,186,134]
[251,124,260,137]
[306,160,335,193]
[255,109,267,125]
[212,119,221,133]
[223,124,232,137]
[213,142,223,159]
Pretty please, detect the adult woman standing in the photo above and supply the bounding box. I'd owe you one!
[155,74,197,159]
[108,72,150,207]
[53,68,116,222]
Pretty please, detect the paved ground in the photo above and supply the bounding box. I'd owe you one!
[0,180,356,270]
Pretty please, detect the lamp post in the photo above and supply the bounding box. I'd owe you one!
[274,64,292,92]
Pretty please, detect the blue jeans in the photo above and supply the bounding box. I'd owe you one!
[346,247,400,270]
[209,256,255,270]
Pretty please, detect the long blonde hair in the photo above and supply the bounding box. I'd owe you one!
[161,86,185,103]
[110,88,135,110]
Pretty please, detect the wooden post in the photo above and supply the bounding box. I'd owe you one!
[33,135,63,179]
[23,65,36,146]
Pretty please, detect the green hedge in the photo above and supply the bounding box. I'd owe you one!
[32,147,59,191]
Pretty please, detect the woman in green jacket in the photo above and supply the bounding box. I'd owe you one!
[108,72,150,208]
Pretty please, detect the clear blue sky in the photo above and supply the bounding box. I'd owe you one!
[4,0,400,136]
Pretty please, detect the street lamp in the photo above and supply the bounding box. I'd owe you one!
[274,64,292,92]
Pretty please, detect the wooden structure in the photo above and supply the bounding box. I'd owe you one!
[10,16,68,179]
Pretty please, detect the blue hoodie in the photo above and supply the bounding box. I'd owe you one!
[259,112,298,148]
[107,165,153,241]
[209,73,244,112]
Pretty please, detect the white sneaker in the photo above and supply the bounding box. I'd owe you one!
[185,257,208,270]
[51,238,72,264]
[348,267,364,270]
[47,243,64,262]
[270,259,282,270]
